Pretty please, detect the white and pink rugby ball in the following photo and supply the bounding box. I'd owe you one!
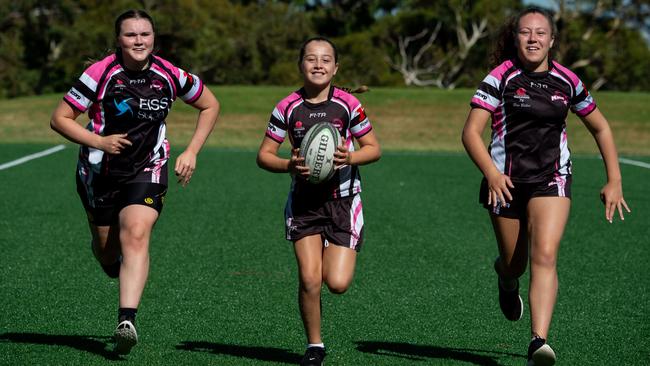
[299,122,342,184]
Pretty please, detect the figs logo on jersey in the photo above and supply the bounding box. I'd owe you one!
[551,91,568,105]
[114,98,134,116]
[515,88,530,99]
[293,121,306,139]
[513,87,531,108]
[144,197,154,205]
[113,79,126,94]
[150,79,164,90]
[332,118,343,131]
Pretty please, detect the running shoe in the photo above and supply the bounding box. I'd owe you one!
[100,260,120,278]
[300,346,326,366]
[495,258,523,321]
[527,336,556,366]
[113,319,138,355]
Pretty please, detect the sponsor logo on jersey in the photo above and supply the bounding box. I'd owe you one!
[332,118,343,130]
[530,81,548,89]
[183,71,194,86]
[515,87,530,99]
[355,106,367,121]
[129,78,146,85]
[139,97,170,111]
[358,120,370,130]
[309,112,327,118]
[151,79,164,90]
[144,197,154,205]
[69,90,82,100]
[474,90,488,100]
[293,121,306,139]
[115,79,126,89]
[551,91,568,105]
[513,87,531,108]
[114,98,134,116]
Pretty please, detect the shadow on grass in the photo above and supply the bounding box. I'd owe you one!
[0,332,122,361]
[355,341,524,366]
[176,341,302,364]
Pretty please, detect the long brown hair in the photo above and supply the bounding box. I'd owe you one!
[490,6,557,68]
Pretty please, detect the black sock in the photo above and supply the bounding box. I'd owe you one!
[118,308,137,324]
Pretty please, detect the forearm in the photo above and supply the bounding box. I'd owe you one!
[462,129,499,178]
[50,115,101,149]
[185,106,219,155]
[257,151,290,173]
[349,144,381,166]
[592,125,622,183]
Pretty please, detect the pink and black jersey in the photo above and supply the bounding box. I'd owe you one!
[266,86,373,199]
[470,59,596,183]
[64,53,203,183]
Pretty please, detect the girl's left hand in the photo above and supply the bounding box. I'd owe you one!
[600,181,631,223]
[175,150,197,187]
[333,144,351,168]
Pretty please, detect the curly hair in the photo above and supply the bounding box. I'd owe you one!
[489,6,557,68]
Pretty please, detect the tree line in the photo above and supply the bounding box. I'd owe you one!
[1,0,649,98]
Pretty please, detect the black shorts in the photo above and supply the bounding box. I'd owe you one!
[285,194,364,251]
[76,165,168,226]
[479,175,572,219]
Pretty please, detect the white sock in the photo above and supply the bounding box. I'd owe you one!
[307,343,325,349]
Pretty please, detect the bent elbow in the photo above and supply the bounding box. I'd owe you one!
[50,117,60,132]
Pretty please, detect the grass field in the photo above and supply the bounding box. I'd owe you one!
[1,87,649,365]
[0,86,649,155]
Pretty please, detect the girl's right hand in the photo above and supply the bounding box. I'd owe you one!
[486,171,514,207]
[289,148,310,178]
[99,133,132,155]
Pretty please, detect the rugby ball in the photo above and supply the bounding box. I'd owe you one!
[299,122,341,184]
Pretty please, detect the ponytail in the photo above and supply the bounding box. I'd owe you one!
[336,85,369,94]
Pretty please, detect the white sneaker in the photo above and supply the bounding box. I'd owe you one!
[526,337,556,366]
[113,320,138,355]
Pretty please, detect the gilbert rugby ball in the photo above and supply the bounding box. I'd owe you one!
[299,122,341,184]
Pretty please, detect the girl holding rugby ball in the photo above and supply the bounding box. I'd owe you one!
[256,37,381,366]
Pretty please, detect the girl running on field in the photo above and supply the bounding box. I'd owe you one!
[50,9,219,355]
[461,7,630,366]
[256,37,381,366]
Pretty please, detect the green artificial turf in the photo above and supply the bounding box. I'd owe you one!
[1,145,648,365]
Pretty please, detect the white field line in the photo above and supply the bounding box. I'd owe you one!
[0,144,66,171]
[618,157,650,169]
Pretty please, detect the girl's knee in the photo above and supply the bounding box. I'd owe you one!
[496,256,527,279]
[324,276,352,294]
[299,273,323,294]
[530,250,557,268]
[120,222,151,252]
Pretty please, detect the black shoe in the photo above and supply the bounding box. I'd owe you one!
[497,277,523,321]
[101,260,121,278]
[300,346,326,366]
[495,258,523,321]
[527,336,556,366]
